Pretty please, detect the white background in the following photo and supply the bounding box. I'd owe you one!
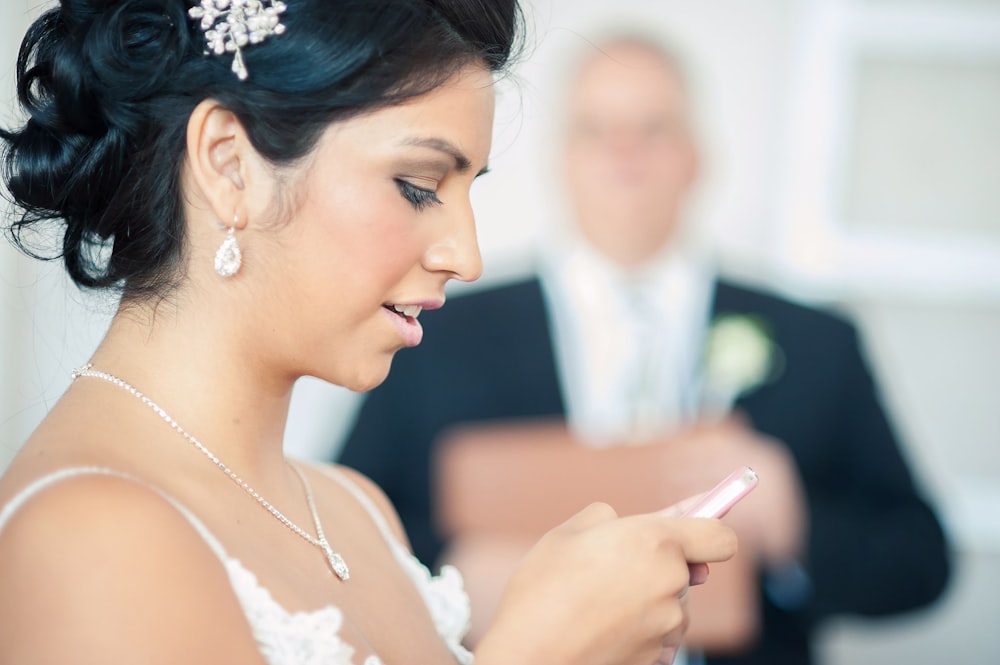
[2,1,998,662]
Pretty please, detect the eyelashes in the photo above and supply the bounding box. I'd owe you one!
[395,179,443,211]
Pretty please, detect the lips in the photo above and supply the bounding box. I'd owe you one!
[381,298,444,347]
[382,302,431,347]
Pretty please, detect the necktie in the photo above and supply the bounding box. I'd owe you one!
[621,278,677,441]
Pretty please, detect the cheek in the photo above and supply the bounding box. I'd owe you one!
[316,202,423,298]
[355,229,420,291]
[566,146,604,188]
[650,143,692,180]
[297,176,414,261]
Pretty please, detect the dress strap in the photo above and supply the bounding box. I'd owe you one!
[311,464,406,553]
[306,463,475,664]
[0,466,230,563]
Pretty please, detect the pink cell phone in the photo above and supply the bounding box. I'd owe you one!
[681,466,759,519]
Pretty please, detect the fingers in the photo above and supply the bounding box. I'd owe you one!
[688,562,710,586]
[553,501,619,533]
[655,648,678,665]
[652,591,690,665]
[554,504,736,579]
[497,503,728,665]
[644,515,739,565]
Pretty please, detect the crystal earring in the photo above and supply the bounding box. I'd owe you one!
[214,215,242,278]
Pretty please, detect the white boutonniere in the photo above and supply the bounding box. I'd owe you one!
[699,313,784,418]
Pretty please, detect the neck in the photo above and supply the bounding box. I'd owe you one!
[85,296,294,479]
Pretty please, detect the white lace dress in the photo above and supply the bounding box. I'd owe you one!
[0,466,474,665]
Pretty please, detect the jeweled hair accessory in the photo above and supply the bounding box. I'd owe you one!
[188,0,287,81]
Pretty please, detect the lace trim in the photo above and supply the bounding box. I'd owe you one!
[392,552,474,665]
[0,466,471,665]
[314,465,474,664]
[221,556,360,665]
[221,549,471,665]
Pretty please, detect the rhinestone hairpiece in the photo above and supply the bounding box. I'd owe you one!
[188,0,287,81]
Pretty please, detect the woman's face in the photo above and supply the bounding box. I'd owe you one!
[252,64,495,391]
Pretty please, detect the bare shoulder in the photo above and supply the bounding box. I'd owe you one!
[0,472,265,665]
[321,463,412,550]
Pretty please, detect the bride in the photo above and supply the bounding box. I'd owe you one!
[0,1,736,663]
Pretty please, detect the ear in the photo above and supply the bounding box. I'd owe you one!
[185,99,252,231]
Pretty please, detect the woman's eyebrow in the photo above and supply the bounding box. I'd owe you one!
[399,136,489,176]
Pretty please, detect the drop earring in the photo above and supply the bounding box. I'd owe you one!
[214,215,242,278]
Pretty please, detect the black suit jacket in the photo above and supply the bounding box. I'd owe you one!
[339,277,950,665]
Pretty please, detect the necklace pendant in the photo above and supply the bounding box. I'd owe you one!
[328,551,350,581]
[322,541,350,581]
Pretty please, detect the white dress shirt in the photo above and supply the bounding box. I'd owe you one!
[540,238,715,447]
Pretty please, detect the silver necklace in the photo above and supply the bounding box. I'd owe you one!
[71,363,350,582]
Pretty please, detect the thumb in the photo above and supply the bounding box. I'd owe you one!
[553,502,619,534]
[657,492,707,518]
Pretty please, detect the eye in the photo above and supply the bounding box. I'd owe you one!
[395,179,443,211]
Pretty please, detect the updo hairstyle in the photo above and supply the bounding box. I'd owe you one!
[1,0,522,299]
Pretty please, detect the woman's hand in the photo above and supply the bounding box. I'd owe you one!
[474,501,738,665]
[662,418,808,565]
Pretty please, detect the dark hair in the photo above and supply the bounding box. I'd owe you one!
[1,0,523,299]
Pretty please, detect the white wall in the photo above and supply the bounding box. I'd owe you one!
[0,0,121,465]
[288,2,1000,662]
[0,15,112,461]
[2,1,998,662]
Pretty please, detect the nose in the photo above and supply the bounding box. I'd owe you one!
[423,198,483,283]
[606,125,647,160]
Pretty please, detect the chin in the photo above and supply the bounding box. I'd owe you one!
[338,356,396,393]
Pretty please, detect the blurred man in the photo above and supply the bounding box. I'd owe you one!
[339,37,950,665]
